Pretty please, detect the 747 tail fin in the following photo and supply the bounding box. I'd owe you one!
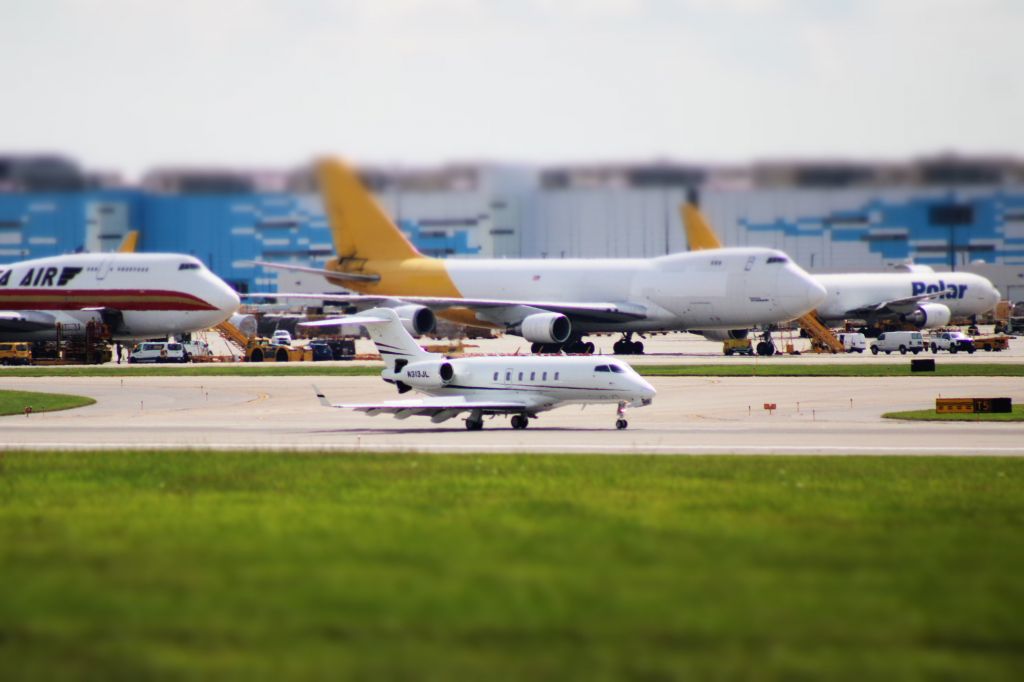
[317,158,423,262]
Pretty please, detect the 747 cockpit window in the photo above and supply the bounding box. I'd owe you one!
[178,262,201,270]
[766,256,788,264]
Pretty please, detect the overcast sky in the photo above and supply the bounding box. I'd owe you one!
[2,0,1022,177]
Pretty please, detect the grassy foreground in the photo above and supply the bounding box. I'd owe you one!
[883,405,1024,422]
[2,362,1023,378]
[0,390,95,416]
[1,452,1022,680]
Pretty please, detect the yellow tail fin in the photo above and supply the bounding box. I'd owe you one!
[317,158,423,262]
[117,230,139,253]
[680,204,723,251]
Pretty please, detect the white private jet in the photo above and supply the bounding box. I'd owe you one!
[249,158,827,355]
[682,204,1001,330]
[0,252,241,341]
[309,308,656,430]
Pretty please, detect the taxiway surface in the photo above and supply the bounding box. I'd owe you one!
[2,375,1021,455]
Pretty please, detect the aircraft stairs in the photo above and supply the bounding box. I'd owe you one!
[214,321,250,354]
[797,312,845,353]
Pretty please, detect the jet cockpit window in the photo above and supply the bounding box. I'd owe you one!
[595,365,610,372]
[178,262,201,270]
[608,363,626,373]
[766,256,788,264]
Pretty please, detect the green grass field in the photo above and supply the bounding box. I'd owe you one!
[0,390,95,416]
[883,405,1024,422]
[2,362,1022,378]
[1,452,1022,680]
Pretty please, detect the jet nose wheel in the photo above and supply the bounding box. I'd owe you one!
[511,415,529,430]
[465,418,484,431]
[615,418,628,430]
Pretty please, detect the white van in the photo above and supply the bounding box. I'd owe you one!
[870,331,924,355]
[129,341,188,363]
[837,332,867,353]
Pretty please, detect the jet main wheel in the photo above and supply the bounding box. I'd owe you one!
[511,415,529,430]
[465,419,483,431]
[632,341,644,354]
[615,418,628,430]
[531,343,541,353]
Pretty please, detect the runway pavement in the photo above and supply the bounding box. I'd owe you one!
[2,374,1021,455]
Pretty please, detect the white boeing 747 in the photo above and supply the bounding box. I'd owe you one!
[0,252,240,341]
[309,308,656,430]
[682,204,1001,330]
[251,158,827,355]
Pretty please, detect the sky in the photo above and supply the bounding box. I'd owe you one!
[2,0,1022,177]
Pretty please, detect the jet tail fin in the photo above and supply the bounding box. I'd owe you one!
[316,158,423,262]
[680,204,723,251]
[300,307,433,372]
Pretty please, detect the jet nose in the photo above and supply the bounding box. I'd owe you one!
[637,376,656,402]
[207,277,241,319]
[779,265,827,318]
[986,285,1001,310]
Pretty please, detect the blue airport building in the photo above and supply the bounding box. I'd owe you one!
[2,154,1023,301]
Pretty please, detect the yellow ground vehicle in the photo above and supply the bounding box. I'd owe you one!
[245,338,312,363]
[722,338,754,356]
[0,342,32,365]
[973,336,1009,352]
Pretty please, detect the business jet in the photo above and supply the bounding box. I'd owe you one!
[0,252,241,341]
[308,307,655,430]
[682,204,1001,330]
[250,158,826,354]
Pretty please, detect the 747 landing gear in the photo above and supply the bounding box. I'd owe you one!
[612,333,645,355]
[510,414,530,430]
[615,401,629,430]
[531,340,594,354]
[755,331,776,356]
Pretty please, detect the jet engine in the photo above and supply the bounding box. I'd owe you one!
[902,303,952,329]
[515,313,572,344]
[391,305,437,336]
[696,329,749,341]
[228,313,258,339]
[399,360,456,389]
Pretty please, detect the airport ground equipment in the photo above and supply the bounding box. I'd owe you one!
[245,337,312,363]
[307,308,655,430]
[0,342,32,365]
[973,335,1009,352]
[29,321,112,365]
[722,338,754,356]
[799,312,845,353]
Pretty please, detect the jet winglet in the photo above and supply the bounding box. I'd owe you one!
[312,385,332,407]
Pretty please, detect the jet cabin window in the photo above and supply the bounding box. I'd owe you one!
[178,262,201,270]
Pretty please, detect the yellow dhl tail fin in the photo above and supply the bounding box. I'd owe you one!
[117,230,140,253]
[680,203,723,251]
[316,158,424,262]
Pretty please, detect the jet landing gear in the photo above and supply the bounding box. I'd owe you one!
[465,409,484,431]
[511,414,530,430]
[614,401,629,430]
[612,333,645,355]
